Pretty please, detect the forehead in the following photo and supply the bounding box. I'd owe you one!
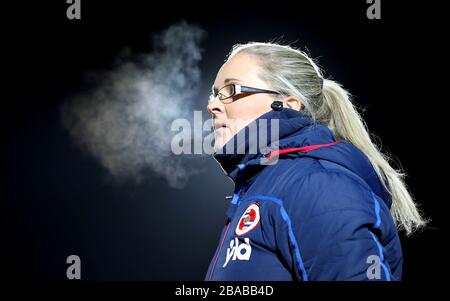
[213,53,262,89]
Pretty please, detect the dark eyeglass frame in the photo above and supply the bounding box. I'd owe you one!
[209,83,281,104]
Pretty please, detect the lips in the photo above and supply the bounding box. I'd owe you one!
[213,120,228,131]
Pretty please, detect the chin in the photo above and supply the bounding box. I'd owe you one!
[213,133,231,152]
[213,140,226,152]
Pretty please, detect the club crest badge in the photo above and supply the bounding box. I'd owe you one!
[235,202,260,236]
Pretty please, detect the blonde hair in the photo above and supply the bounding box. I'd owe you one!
[227,41,427,235]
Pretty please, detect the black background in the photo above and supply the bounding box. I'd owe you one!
[2,0,445,284]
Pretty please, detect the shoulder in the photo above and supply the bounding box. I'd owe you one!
[266,160,375,219]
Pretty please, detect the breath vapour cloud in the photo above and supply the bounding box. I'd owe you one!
[61,21,207,188]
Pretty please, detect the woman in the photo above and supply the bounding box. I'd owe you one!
[204,42,426,281]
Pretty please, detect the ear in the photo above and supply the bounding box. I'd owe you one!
[284,97,302,111]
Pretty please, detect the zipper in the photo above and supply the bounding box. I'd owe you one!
[208,221,231,280]
[208,164,246,280]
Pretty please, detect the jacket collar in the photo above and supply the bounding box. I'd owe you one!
[213,108,393,210]
[213,108,315,183]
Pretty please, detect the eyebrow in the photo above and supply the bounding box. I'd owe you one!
[212,78,242,93]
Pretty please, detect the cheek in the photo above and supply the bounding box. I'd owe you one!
[226,98,273,133]
[225,108,248,135]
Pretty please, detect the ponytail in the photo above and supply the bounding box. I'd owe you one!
[320,78,428,235]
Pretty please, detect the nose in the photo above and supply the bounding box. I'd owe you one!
[207,97,225,116]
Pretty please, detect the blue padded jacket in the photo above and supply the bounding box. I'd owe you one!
[205,108,402,281]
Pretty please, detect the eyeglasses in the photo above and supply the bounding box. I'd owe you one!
[209,84,281,104]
